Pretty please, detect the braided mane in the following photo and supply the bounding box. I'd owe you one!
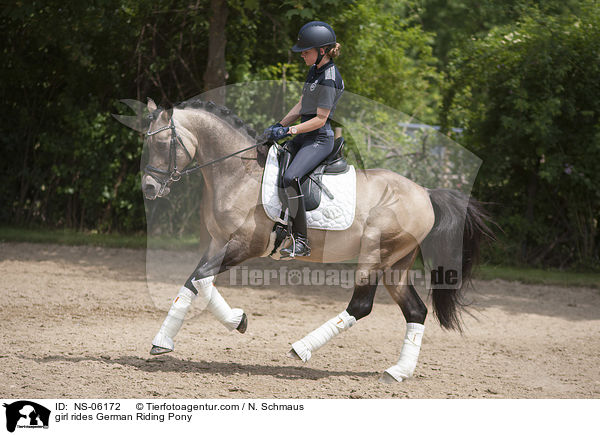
[175,98,258,140]
[163,97,267,167]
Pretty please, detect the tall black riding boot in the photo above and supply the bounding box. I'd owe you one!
[280,178,311,258]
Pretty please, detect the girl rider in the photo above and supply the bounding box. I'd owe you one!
[265,21,344,258]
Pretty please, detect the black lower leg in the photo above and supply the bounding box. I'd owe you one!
[183,241,246,293]
[346,274,380,320]
[398,284,428,324]
[286,178,307,236]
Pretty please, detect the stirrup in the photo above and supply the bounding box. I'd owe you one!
[281,233,311,258]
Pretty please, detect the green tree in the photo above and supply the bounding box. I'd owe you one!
[1,1,150,231]
[444,1,600,267]
[332,0,442,123]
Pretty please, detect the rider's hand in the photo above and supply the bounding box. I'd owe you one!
[271,126,290,142]
[262,122,283,139]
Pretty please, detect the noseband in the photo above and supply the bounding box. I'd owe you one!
[144,111,264,197]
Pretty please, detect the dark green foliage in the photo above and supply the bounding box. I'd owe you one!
[443,1,600,268]
[1,0,598,268]
[1,1,151,232]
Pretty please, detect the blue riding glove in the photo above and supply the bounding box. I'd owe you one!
[271,126,291,142]
[262,122,282,140]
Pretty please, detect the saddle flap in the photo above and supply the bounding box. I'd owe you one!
[262,144,356,231]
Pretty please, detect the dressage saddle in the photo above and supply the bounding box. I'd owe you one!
[276,136,349,211]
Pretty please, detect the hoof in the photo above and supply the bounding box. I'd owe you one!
[379,371,402,384]
[150,345,173,356]
[286,348,302,361]
[236,313,248,334]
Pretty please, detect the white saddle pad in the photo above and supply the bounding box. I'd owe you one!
[261,145,356,231]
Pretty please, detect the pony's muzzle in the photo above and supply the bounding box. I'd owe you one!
[142,174,161,200]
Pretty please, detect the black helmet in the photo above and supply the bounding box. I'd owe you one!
[291,21,336,52]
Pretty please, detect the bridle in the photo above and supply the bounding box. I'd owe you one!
[145,116,196,197]
[144,111,262,197]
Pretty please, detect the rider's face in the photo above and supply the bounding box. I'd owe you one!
[301,48,321,66]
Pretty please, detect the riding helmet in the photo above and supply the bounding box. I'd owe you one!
[291,21,336,52]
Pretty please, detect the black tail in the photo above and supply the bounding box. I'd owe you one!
[421,189,495,331]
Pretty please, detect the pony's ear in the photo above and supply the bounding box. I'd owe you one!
[147,97,157,112]
[120,99,147,116]
[112,99,150,133]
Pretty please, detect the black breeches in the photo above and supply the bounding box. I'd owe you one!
[282,130,334,187]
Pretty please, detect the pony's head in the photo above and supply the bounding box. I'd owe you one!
[114,96,265,201]
[141,98,197,200]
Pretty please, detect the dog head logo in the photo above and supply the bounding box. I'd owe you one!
[3,401,50,433]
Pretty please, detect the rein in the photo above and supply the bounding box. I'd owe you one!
[144,114,262,197]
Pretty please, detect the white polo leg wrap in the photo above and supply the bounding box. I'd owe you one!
[384,323,425,382]
[191,276,244,331]
[291,310,356,362]
[152,286,197,350]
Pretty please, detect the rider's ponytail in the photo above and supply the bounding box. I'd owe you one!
[328,43,341,58]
